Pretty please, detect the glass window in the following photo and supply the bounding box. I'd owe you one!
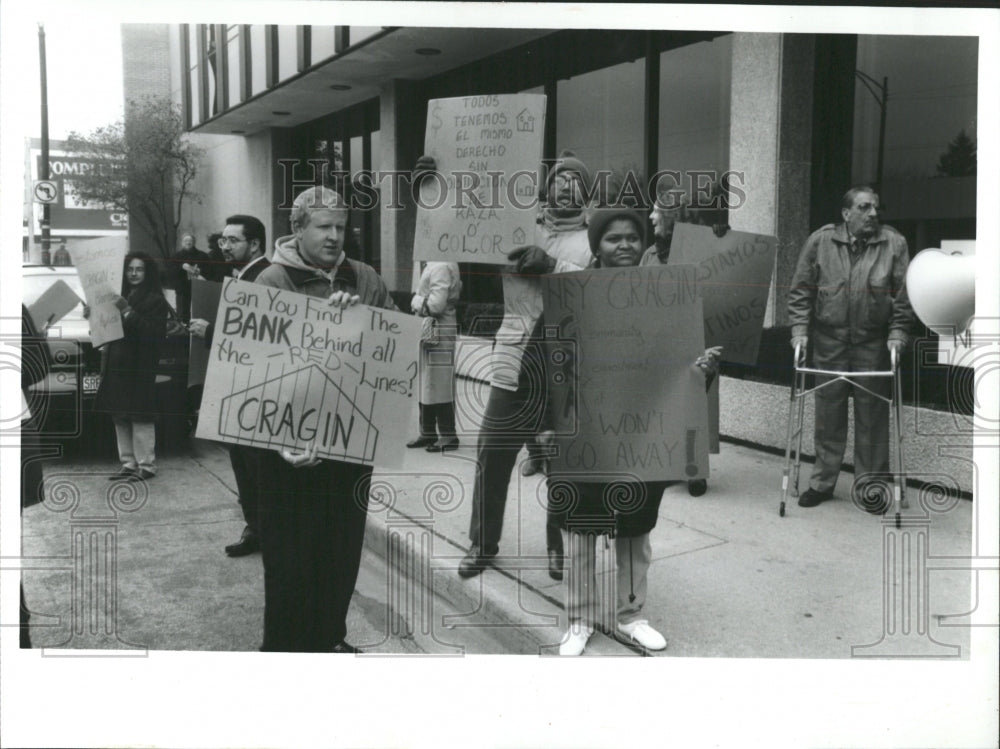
[853,35,977,247]
[658,35,732,189]
[226,25,241,105]
[311,26,337,64]
[369,129,381,171]
[277,25,298,80]
[249,25,267,95]
[557,60,644,183]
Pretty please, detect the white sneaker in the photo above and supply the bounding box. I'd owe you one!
[617,619,667,651]
[558,623,594,656]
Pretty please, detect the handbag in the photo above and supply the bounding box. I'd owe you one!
[420,314,439,346]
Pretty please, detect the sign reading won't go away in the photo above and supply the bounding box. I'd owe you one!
[196,278,420,468]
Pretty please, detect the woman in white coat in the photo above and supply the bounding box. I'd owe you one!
[408,261,463,451]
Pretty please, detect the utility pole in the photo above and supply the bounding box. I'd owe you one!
[39,24,52,265]
[855,70,888,192]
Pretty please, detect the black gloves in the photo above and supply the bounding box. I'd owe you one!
[508,245,556,275]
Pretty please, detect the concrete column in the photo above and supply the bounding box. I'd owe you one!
[378,79,424,292]
[728,33,815,328]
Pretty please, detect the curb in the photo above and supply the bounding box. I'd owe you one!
[362,505,638,656]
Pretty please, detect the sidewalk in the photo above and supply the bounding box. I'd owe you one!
[22,376,975,657]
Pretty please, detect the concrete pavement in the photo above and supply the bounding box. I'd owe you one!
[21,376,974,658]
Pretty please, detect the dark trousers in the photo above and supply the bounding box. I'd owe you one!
[468,384,563,554]
[256,451,372,652]
[809,330,891,494]
[230,445,260,535]
[418,402,457,439]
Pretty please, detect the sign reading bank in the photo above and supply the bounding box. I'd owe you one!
[29,140,128,236]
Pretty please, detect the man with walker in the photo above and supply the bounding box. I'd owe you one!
[787,186,914,511]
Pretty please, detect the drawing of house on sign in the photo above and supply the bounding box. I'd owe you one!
[218,364,379,463]
[512,226,527,245]
[516,108,535,132]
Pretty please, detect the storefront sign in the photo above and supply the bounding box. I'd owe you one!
[669,223,777,365]
[414,94,546,265]
[196,279,420,467]
[542,265,710,482]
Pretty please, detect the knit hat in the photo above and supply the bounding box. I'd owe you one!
[544,149,592,198]
[587,207,646,255]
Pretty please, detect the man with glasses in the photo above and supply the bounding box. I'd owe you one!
[189,214,270,557]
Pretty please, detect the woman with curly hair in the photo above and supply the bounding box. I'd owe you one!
[91,252,171,481]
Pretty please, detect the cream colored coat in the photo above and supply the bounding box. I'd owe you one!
[412,262,462,404]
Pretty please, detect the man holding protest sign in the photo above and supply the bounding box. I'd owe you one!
[250,186,399,653]
[189,214,270,558]
[415,150,594,580]
[787,186,913,511]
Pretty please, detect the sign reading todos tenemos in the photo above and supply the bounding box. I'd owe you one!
[542,264,711,482]
[414,93,546,265]
[196,279,420,468]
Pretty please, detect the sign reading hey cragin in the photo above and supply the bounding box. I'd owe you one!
[196,279,420,467]
[542,264,710,482]
[414,94,546,265]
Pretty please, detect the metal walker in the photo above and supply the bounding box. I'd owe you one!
[779,343,906,527]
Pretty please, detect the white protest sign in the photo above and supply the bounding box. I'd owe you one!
[67,239,126,347]
[414,94,546,265]
[196,279,420,468]
[669,223,777,365]
[542,265,710,482]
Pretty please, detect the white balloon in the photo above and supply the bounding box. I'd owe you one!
[906,248,976,335]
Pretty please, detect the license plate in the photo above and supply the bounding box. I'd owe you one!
[82,373,101,394]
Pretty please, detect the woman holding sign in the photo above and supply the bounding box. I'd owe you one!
[542,208,721,656]
[407,261,462,452]
[92,252,171,481]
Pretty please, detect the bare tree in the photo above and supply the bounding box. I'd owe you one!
[66,96,204,260]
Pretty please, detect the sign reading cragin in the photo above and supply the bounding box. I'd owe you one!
[196,279,420,468]
[668,223,777,366]
[414,93,546,265]
[542,264,710,482]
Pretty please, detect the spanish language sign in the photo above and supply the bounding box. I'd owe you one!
[414,93,546,264]
[67,239,125,347]
[188,279,222,388]
[196,279,420,467]
[668,223,777,365]
[542,265,710,482]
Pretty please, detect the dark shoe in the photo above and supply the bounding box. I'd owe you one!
[797,488,832,508]
[458,544,498,579]
[225,526,260,557]
[687,479,707,497]
[331,641,363,654]
[127,469,156,482]
[406,435,436,448]
[547,549,564,581]
[426,437,459,453]
[109,466,137,480]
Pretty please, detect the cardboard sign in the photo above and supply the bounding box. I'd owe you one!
[669,223,777,365]
[27,279,81,331]
[67,240,126,347]
[196,279,420,468]
[188,279,222,388]
[414,94,546,265]
[542,265,710,482]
